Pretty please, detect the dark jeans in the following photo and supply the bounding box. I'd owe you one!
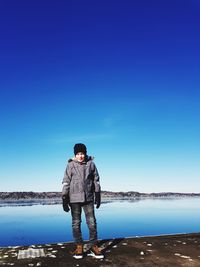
[70,202,97,245]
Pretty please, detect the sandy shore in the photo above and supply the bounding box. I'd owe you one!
[1,233,200,266]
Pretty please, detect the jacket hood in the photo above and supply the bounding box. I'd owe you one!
[68,155,94,163]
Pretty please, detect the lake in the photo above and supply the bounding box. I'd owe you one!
[1,197,200,247]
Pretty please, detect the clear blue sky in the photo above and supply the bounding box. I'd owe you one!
[0,0,200,193]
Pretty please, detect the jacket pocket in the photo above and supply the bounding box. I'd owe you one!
[86,180,94,193]
[72,181,82,193]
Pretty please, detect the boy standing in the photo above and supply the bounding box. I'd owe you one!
[62,143,104,259]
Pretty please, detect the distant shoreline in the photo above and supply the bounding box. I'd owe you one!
[0,191,200,205]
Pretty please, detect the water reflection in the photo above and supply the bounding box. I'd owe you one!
[1,196,197,207]
[1,198,200,247]
[0,199,62,207]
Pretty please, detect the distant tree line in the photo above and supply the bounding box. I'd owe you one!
[0,191,200,200]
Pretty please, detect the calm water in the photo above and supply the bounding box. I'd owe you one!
[1,198,200,247]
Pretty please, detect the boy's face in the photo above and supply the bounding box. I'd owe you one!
[75,152,85,162]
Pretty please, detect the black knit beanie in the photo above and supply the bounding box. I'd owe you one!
[74,143,87,155]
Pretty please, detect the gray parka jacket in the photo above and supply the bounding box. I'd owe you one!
[62,156,101,203]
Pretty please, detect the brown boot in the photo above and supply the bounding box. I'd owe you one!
[72,244,83,259]
[88,244,104,259]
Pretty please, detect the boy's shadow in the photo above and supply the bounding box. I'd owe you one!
[98,238,124,254]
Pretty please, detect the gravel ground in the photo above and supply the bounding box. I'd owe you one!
[1,233,200,267]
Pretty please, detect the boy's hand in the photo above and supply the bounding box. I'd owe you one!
[62,195,70,212]
[95,192,101,209]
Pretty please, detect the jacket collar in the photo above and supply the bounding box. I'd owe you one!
[68,155,94,163]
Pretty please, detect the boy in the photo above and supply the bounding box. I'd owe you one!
[62,143,104,259]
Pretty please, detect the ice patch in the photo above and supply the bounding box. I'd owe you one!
[180,255,190,259]
[49,255,56,258]
[175,253,191,259]
[18,248,45,259]
[175,253,181,256]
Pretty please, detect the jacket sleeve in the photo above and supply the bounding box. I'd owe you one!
[92,162,101,193]
[62,163,72,197]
